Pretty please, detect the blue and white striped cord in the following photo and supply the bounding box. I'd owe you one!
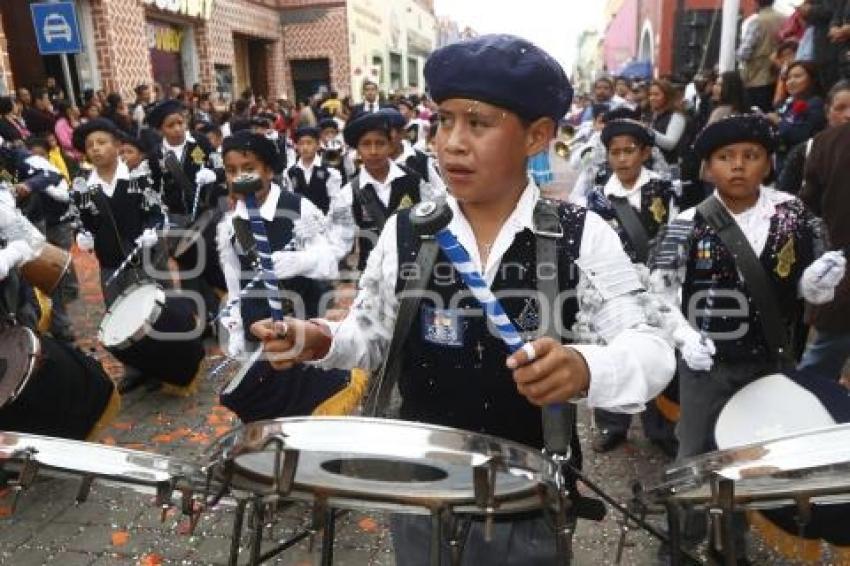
[527,150,554,187]
[244,193,283,322]
[433,230,524,353]
[190,181,203,222]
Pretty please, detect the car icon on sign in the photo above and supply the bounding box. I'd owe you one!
[43,13,72,43]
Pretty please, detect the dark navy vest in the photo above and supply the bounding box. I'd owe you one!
[394,203,587,449]
[351,170,421,230]
[233,190,326,339]
[287,164,332,214]
[682,199,816,361]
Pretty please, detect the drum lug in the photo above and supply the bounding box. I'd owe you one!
[472,455,501,542]
[181,487,202,536]
[75,474,94,504]
[268,439,298,498]
[708,473,737,566]
[155,480,174,520]
[6,449,38,515]
[794,495,813,539]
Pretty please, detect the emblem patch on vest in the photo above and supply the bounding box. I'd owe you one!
[695,239,713,270]
[421,306,464,347]
[398,194,414,210]
[191,146,206,166]
[515,298,540,333]
[649,197,667,224]
[775,236,795,278]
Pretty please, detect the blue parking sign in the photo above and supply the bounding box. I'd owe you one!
[31,2,82,55]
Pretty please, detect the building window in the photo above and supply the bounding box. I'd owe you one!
[390,52,402,91]
[408,57,418,88]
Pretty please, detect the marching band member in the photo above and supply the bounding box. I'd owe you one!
[147,99,225,326]
[0,188,118,440]
[72,118,165,393]
[585,119,679,454]
[327,111,443,272]
[649,114,845,560]
[284,127,342,215]
[397,96,430,152]
[318,118,350,182]
[381,107,447,195]
[250,35,675,564]
[251,112,295,175]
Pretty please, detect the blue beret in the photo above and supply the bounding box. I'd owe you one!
[377,107,407,129]
[424,34,573,122]
[318,118,338,131]
[117,131,152,154]
[294,126,320,141]
[343,112,391,147]
[693,114,778,160]
[221,131,281,171]
[601,119,654,148]
[147,99,185,130]
[72,118,121,153]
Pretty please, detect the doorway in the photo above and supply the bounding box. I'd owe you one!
[290,58,330,104]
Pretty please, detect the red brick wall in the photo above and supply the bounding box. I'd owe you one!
[204,0,286,98]
[281,5,351,100]
[90,0,152,99]
[0,19,12,94]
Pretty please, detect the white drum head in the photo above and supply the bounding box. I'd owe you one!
[98,284,163,348]
[715,373,835,449]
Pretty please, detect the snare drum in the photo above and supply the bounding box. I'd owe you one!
[21,242,72,295]
[0,431,201,496]
[206,416,557,516]
[0,327,118,440]
[98,282,204,391]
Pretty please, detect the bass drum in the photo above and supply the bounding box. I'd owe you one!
[171,209,227,292]
[714,371,850,559]
[0,326,119,441]
[98,283,204,394]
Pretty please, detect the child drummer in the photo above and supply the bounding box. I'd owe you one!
[71,119,164,392]
[250,35,676,563]
[584,118,679,455]
[284,127,342,215]
[649,114,845,559]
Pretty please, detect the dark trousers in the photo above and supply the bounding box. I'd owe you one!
[594,403,676,442]
[390,513,558,566]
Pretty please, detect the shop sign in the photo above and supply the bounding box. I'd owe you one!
[148,21,184,53]
[141,0,214,20]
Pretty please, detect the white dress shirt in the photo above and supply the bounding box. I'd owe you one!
[313,182,676,414]
[88,160,130,198]
[603,167,659,210]
[161,133,195,162]
[326,160,443,261]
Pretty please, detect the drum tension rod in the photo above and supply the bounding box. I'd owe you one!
[794,495,813,541]
[75,474,94,504]
[709,473,737,566]
[155,480,174,522]
[473,455,501,542]
[5,448,38,515]
[267,438,299,497]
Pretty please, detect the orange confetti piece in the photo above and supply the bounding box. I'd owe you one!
[111,422,133,431]
[206,414,224,425]
[187,432,209,444]
[122,443,146,450]
[0,505,12,517]
[138,553,163,566]
[111,530,130,546]
[151,433,174,444]
[101,436,117,446]
[358,517,379,533]
[214,426,230,437]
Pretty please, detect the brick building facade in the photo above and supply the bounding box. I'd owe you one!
[0,0,285,102]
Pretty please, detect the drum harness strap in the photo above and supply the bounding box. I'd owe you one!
[697,196,793,370]
[609,196,650,264]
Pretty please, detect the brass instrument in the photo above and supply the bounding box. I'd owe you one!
[553,124,579,161]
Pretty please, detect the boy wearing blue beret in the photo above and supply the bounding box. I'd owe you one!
[248,34,677,563]
[378,107,447,196]
[147,100,226,328]
[284,127,341,215]
[328,111,441,271]
[585,118,680,454]
[649,114,846,560]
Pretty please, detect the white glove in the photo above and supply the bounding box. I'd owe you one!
[45,181,71,203]
[0,240,34,280]
[271,250,303,280]
[219,302,245,358]
[674,326,716,372]
[195,167,217,186]
[801,251,846,305]
[76,231,95,252]
[135,228,158,248]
